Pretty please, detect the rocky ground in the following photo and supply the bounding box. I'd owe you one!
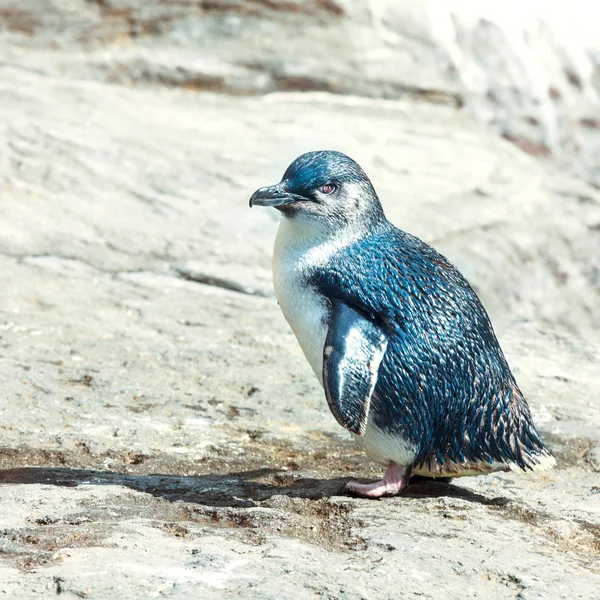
[0,2,599,599]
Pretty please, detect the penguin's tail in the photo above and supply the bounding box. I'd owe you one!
[414,379,556,476]
[493,381,556,472]
[510,451,556,472]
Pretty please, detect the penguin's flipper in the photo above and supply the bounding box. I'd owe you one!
[323,300,388,436]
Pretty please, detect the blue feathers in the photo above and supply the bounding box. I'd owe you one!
[312,224,551,470]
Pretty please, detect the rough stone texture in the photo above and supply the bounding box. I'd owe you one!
[2,0,599,185]
[0,2,599,599]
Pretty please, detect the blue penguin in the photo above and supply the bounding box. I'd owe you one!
[249,150,555,498]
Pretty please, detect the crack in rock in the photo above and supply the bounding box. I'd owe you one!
[175,267,270,297]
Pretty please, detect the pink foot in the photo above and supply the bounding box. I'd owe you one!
[345,463,410,498]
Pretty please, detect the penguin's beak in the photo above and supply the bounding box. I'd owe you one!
[249,183,305,208]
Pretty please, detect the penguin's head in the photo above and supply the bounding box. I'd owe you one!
[249,151,384,232]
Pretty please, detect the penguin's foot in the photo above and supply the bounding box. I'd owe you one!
[345,463,409,498]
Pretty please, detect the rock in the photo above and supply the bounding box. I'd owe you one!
[588,446,600,472]
[1,1,599,185]
[0,2,599,599]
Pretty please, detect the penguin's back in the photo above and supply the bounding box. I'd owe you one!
[312,223,554,473]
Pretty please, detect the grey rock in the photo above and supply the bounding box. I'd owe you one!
[1,1,599,185]
[0,2,599,599]
[587,445,600,472]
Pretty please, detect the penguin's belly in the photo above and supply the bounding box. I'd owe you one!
[272,218,335,383]
[357,421,416,467]
[274,272,330,384]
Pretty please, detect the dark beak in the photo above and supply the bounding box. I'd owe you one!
[249,183,305,208]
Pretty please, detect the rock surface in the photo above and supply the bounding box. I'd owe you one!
[2,0,599,184]
[0,2,599,599]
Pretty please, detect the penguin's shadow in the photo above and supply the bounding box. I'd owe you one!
[0,466,509,508]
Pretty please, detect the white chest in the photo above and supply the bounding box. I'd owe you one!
[272,220,332,384]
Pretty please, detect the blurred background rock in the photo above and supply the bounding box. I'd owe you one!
[1,0,599,337]
[2,1,600,183]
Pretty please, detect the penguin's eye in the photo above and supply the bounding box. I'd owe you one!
[317,184,337,195]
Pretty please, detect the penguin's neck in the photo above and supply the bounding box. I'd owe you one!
[273,213,371,269]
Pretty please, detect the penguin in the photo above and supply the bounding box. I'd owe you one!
[249,150,555,498]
